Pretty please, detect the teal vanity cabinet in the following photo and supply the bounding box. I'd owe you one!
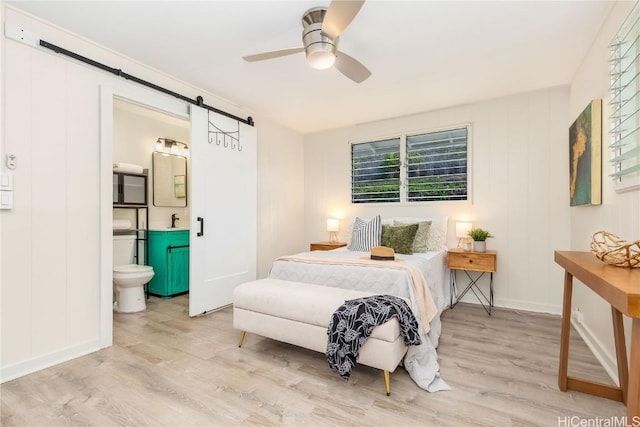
[147,230,189,297]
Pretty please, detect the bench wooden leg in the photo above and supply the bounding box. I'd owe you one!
[384,370,391,396]
[238,330,246,347]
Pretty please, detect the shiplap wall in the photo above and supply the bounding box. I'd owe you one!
[0,6,305,381]
[569,0,640,381]
[256,120,306,278]
[304,87,571,313]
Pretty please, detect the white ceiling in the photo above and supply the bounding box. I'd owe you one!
[7,0,615,134]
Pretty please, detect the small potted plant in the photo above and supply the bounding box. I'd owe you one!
[468,228,493,253]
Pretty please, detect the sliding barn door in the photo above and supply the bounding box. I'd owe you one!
[189,106,257,316]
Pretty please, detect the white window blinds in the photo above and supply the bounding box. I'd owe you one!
[351,138,401,203]
[351,126,470,204]
[406,128,468,201]
[609,2,640,192]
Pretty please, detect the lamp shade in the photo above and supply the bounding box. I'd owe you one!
[327,218,339,232]
[155,138,165,152]
[456,222,472,238]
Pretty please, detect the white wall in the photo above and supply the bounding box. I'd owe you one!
[256,120,306,278]
[304,87,571,313]
[568,0,640,382]
[0,6,305,381]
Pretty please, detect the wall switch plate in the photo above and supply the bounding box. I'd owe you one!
[0,191,13,209]
[0,173,13,190]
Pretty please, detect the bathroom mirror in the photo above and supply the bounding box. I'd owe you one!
[152,152,187,207]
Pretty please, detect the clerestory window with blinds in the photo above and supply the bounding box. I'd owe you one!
[609,1,640,192]
[406,128,468,201]
[351,137,401,203]
[351,126,469,204]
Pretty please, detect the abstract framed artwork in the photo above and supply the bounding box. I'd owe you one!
[569,99,602,206]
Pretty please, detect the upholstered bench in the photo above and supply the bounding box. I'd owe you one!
[233,278,409,395]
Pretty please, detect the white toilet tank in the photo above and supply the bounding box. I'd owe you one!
[113,234,137,267]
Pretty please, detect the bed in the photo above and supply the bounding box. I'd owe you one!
[269,215,451,392]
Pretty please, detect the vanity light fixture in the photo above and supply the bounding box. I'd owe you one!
[155,138,190,158]
[154,138,164,153]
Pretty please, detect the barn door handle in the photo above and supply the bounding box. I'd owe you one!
[197,217,204,237]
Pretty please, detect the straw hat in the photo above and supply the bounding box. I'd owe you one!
[370,246,395,261]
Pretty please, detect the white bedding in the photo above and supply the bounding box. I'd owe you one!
[271,247,449,309]
[269,247,451,392]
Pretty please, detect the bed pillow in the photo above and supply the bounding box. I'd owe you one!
[381,223,419,255]
[394,219,431,253]
[425,216,448,251]
[393,216,448,251]
[348,215,382,251]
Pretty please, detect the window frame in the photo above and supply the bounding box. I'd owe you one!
[350,123,472,205]
[609,2,640,193]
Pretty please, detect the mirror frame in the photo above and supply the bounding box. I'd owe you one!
[152,152,188,207]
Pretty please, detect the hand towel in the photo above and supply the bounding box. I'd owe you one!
[113,163,144,174]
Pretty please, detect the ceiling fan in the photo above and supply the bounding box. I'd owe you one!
[242,0,371,83]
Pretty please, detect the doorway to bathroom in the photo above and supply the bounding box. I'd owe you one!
[99,84,192,347]
[112,98,191,310]
[100,84,257,349]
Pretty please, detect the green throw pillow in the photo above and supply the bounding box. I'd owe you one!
[394,220,432,253]
[381,223,419,255]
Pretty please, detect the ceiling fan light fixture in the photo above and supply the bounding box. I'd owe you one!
[243,1,370,82]
[306,45,336,70]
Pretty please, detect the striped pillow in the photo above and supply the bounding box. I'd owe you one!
[348,215,382,251]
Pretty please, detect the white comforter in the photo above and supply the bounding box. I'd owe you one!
[269,247,450,392]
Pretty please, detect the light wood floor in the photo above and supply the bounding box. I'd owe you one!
[1,295,625,426]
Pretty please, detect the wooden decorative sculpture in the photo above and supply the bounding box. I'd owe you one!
[590,230,640,268]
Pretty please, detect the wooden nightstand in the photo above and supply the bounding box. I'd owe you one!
[310,241,347,251]
[447,248,497,315]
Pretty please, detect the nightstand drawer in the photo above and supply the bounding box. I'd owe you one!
[448,251,496,272]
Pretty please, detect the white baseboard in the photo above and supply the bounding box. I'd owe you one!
[457,295,562,315]
[1,339,100,383]
[495,298,562,315]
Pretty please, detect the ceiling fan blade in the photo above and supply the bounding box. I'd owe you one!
[242,48,304,62]
[334,51,371,83]
[321,0,365,40]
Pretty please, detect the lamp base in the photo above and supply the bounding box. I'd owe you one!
[329,231,338,243]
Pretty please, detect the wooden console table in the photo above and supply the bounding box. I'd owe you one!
[554,251,640,421]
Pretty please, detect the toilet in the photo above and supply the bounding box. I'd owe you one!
[113,234,154,313]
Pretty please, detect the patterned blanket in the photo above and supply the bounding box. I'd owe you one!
[326,295,421,380]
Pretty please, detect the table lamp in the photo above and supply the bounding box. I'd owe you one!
[327,218,339,243]
[456,221,473,249]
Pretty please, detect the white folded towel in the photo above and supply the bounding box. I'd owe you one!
[113,219,132,230]
[113,162,144,175]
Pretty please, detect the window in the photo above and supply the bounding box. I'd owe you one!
[351,126,469,204]
[351,137,401,203]
[609,2,640,192]
[406,128,468,201]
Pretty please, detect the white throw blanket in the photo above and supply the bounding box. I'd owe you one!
[273,254,451,392]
